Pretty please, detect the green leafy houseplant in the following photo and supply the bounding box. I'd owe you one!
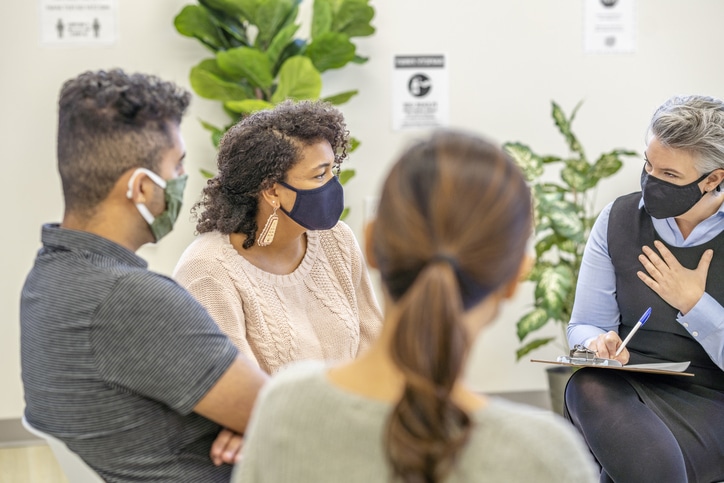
[174,0,375,217]
[503,101,638,360]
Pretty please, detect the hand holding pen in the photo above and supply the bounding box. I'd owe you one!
[615,307,652,357]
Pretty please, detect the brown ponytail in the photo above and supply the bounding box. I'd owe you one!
[373,130,532,482]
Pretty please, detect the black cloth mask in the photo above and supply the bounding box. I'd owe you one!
[278,176,344,230]
[640,165,710,219]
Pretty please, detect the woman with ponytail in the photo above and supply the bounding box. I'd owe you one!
[233,130,597,482]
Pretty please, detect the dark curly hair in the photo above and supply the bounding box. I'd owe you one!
[193,100,349,248]
[57,69,191,216]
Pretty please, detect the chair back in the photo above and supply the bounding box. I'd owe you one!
[21,415,104,483]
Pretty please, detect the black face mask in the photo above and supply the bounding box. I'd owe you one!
[278,176,344,230]
[640,165,710,219]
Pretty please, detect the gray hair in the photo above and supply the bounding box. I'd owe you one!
[647,95,724,174]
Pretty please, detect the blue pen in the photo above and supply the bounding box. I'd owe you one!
[615,307,652,356]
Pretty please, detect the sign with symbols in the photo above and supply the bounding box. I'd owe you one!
[392,55,449,131]
[584,0,636,53]
[39,0,118,45]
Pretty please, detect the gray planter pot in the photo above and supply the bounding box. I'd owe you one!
[546,365,575,416]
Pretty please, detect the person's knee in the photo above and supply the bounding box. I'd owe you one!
[565,369,625,417]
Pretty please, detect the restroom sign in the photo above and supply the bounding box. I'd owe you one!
[392,55,449,131]
[39,0,118,45]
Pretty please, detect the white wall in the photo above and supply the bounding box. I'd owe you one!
[3,0,724,419]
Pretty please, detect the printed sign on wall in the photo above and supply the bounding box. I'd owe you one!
[392,55,449,131]
[584,0,636,53]
[39,0,118,46]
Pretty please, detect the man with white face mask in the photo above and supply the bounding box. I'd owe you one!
[20,69,267,482]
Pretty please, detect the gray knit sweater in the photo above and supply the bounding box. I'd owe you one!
[233,361,598,482]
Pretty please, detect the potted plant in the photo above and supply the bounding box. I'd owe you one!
[503,101,638,413]
[174,0,375,217]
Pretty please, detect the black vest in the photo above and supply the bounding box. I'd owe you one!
[608,192,724,390]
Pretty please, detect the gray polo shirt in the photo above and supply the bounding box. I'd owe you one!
[21,224,239,482]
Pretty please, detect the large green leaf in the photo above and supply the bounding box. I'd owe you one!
[175,5,225,50]
[266,22,300,67]
[225,99,274,114]
[306,32,356,72]
[254,0,299,48]
[516,337,556,360]
[544,199,584,241]
[190,59,252,101]
[561,158,594,191]
[201,0,249,19]
[503,142,543,181]
[592,149,631,180]
[311,0,333,38]
[217,47,274,89]
[516,307,549,341]
[271,56,322,103]
[322,90,358,105]
[333,0,375,37]
[535,265,575,314]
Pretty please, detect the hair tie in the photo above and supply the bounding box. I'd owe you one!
[430,253,459,270]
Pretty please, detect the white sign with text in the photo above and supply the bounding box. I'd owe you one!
[392,55,449,131]
[39,0,118,46]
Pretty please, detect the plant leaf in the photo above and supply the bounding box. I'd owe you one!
[312,0,333,38]
[200,168,216,179]
[217,47,274,90]
[592,150,630,180]
[334,0,375,37]
[200,0,249,19]
[338,168,355,185]
[503,142,543,181]
[516,307,549,341]
[348,136,360,152]
[322,89,358,105]
[561,158,594,191]
[254,0,299,48]
[266,22,300,67]
[271,56,322,103]
[516,337,556,360]
[199,119,225,147]
[225,99,274,114]
[306,32,356,72]
[552,101,586,160]
[535,265,575,315]
[175,5,225,50]
[190,59,252,101]
[545,199,584,241]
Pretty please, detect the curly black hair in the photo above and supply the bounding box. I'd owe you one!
[57,69,191,215]
[193,99,349,248]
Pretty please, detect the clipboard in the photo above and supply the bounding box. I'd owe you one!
[531,359,695,377]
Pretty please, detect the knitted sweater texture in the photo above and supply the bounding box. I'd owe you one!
[173,222,382,373]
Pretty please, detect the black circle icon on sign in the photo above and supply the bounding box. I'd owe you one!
[408,74,432,97]
[601,0,617,7]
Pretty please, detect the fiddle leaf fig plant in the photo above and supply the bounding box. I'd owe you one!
[174,0,375,218]
[504,101,638,360]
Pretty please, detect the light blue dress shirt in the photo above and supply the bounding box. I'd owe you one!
[567,195,724,369]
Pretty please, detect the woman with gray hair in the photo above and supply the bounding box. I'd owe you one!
[566,95,724,482]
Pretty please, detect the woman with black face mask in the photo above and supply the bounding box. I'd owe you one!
[173,100,382,377]
[566,95,724,483]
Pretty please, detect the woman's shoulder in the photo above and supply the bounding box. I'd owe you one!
[464,399,598,480]
[173,231,234,279]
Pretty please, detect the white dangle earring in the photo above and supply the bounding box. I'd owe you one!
[258,202,279,247]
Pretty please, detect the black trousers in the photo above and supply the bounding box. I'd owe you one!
[564,368,724,483]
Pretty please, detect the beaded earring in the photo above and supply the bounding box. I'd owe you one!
[257,203,279,247]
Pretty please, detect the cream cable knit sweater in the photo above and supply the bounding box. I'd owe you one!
[173,222,383,374]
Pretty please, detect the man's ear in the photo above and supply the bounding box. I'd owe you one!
[363,219,377,268]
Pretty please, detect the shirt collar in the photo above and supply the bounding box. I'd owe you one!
[41,223,148,269]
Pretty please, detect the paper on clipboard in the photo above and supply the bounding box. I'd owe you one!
[531,359,694,377]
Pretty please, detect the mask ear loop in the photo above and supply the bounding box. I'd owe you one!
[126,168,166,225]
